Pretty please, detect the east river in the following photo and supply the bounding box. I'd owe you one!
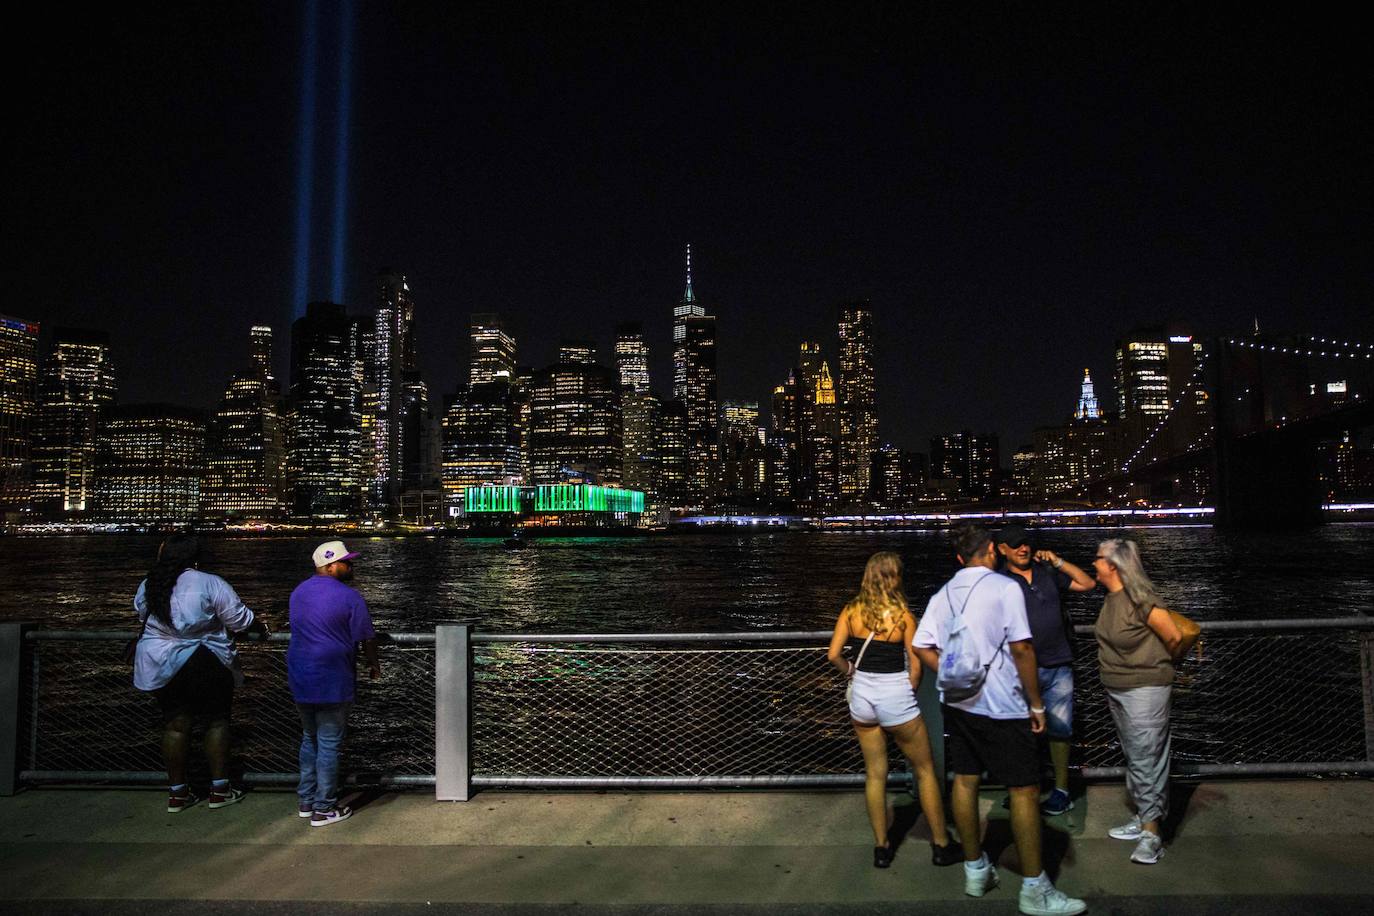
[3,524,1372,632]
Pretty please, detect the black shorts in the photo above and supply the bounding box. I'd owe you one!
[155,645,234,722]
[943,705,1039,788]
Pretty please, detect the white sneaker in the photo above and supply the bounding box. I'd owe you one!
[964,860,999,897]
[1130,830,1165,864]
[1108,814,1143,840]
[1019,881,1088,915]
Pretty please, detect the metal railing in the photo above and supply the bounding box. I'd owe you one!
[2,617,1372,796]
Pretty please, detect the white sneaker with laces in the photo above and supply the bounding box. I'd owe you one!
[1018,881,1088,915]
[1022,878,1082,916]
[964,860,999,897]
[1130,830,1165,864]
[1108,814,1144,840]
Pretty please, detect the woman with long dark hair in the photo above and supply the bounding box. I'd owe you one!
[1092,537,1184,865]
[132,534,265,812]
[827,551,962,868]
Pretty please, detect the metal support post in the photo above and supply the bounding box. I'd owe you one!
[435,623,472,801]
[1,623,27,795]
[1361,632,1374,765]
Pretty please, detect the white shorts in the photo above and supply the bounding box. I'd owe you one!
[848,670,921,727]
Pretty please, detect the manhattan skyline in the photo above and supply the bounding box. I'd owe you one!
[8,5,1373,451]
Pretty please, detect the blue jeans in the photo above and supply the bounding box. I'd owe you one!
[1037,665,1074,739]
[297,702,350,812]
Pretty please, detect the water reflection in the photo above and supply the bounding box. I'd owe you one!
[1,525,1370,632]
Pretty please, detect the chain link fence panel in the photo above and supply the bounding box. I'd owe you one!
[20,634,435,782]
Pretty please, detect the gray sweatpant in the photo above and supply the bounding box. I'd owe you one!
[1106,684,1172,824]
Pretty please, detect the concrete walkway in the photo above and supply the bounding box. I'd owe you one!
[2,780,1373,914]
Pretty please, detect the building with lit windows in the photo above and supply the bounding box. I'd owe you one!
[656,398,688,508]
[837,301,877,500]
[442,381,520,512]
[671,247,718,507]
[287,302,364,520]
[469,313,516,385]
[528,359,622,486]
[719,400,766,503]
[807,361,841,510]
[370,270,418,516]
[1,315,40,515]
[32,328,118,518]
[766,372,800,504]
[463,483,644,528]
[930,430,999,501]
[202,374,285,521]
[615,322,657,497]
[94,404,205,526]
[1115,326,1208,464]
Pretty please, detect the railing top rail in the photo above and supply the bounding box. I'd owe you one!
[15,616,1372,643]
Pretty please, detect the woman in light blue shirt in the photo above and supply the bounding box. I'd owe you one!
[133,534,265,812]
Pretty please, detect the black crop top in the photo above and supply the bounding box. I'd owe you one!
[846,636,907,673]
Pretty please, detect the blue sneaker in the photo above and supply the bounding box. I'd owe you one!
[1041,789,1074,817]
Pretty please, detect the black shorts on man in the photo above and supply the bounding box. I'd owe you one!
[943,704,1040,787]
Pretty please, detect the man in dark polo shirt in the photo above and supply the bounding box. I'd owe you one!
[996,524,1096,816]
[287,540,380,827]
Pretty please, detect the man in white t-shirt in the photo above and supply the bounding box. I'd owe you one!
[915,525,1086,916]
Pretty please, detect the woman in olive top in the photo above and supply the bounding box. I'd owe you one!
[1092,538,1184,866]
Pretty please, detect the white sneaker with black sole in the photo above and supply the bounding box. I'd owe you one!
[1018,881,1088,915]
[1130,830,1165,864]
[1108,814,1144,840]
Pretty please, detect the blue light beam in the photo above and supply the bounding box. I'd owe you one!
[292,0,320,316]
[329,0,354,304]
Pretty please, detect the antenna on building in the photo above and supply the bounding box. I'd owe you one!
[1252,316,1261,336]
[683,244,695,303]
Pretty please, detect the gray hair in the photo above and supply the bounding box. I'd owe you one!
[1098,538,1160,609]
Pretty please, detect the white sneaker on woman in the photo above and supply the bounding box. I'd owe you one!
[1130,830,1165,864]
[1018,881,1088,915]
[964,860,999,897]
[1108,814,1144,840]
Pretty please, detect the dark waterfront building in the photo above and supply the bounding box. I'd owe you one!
[94,404,205,526]
[837,301,877,501]
[671,247,718,508]
[31,328,118,518]
[871,444,927,511]
[371,270,419,516]
[442,381,521,512]
[655,398,688,508]
[930,430,999,501]
[720,400,766,503]
[529,359,622,486]
[0,314,41,515]
[287,302,363,520]
[469,313,517,385]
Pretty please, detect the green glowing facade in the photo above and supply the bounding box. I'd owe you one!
[463,484,645,517]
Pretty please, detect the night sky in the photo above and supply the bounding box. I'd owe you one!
[9,4,1373,452]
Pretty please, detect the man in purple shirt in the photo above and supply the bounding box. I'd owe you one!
[287,540,380,826]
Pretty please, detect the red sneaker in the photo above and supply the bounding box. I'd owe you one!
[167,790,199,813]
[207,786,245,809]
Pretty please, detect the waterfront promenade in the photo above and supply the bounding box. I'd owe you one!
[3,780,1372,914]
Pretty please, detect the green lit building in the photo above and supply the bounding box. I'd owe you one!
[463,483,644,528]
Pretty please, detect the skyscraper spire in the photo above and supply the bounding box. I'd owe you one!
[683,244,695,304]
[1076,368,1100,420]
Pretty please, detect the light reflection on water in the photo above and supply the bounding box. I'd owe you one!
[1,525,1371,632]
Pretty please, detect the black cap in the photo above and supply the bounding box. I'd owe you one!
[997,524,1032,548]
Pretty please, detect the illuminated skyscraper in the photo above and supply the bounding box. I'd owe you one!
[287,302,363,519]
[837,301,877,499]
[469,313,516,385]
[94,404,205,526]
[201,329,286,521]
[656,398,688,507]
[442,381,521,512]
[557,340,598,365]
[615,323,655,496]
[32,328,118,517]
[371,269,417,515]
[0,315,40,513]
[529,359,622,486]
[1115,326,1208,464]
[671,246,719,506]
[809,361,840,509]
[766,373,800,504]
[720,400,766,502]
[1075,369,1100,420]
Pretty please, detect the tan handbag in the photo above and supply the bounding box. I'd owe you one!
[1165,608,1202,662]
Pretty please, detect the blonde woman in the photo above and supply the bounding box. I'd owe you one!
[828,551,962,868]
[1092,538,1184,865]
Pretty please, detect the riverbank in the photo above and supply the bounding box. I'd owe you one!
[2,780,1372,913]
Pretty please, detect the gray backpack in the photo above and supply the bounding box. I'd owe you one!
[936,573,1003,702]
